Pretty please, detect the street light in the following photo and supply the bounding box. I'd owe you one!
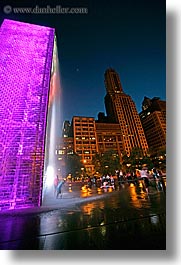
[81,167,85,180]
[126,163,131,172]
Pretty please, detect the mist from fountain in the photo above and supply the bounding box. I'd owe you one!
[42,36,62,205]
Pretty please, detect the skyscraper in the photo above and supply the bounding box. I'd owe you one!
[0,20,56,211]
[104,68,148,155]
[62,120,72,138]
[139,97,166,150]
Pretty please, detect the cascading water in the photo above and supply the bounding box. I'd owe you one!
[42,36,62,205]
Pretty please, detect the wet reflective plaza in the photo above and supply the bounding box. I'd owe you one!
[0,181,166,250]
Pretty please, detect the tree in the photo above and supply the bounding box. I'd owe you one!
[92,150,120,175]
[122,151,132,172]
[64,153,83,177]
[92,153,102,174]
[122,147,154,172]
[148,146,166,171]
[129,147,143,171]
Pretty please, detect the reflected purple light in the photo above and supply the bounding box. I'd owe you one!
[0,19,55,211]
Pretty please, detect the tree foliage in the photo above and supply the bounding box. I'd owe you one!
[122,147,151,172]
[147,146,166,170]
[64,153,83,177]
[92,150,120,175]
[121,146,166,172]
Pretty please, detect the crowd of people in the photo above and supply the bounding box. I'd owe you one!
[53,167,166,197]
[118,167,166,193]
[100,175,115,188]
[86,167,166,193]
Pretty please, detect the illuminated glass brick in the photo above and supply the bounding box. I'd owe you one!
[0,19,55,211]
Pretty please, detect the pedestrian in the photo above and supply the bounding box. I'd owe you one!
[56,179,64,198]
[140,168,150,193]
[152,168,159,180]
[118,170,123,185]
[87,177,92,188]
[106,174,110,184]
[54,175,59,195]
[152,168,161,191]
[101,175,105,185]
[110,175,115,187]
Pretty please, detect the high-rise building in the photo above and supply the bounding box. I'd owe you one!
[72,116,98,174]
[55,136,74,177]
[95,122,124,159]
[104,68,148,155]
[0,20,56,211]
[139,97,166,150]
[62,120,72,138]
[60,116,124,175]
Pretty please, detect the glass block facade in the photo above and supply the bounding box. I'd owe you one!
[0,19,55,211]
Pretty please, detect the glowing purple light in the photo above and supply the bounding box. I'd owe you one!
[0,19,55,211]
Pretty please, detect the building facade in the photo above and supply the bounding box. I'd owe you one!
[95,121,124,159]
[104,68,148,155]
[139,97,166,150]
[55,136,74,178]
[72,116,98,174]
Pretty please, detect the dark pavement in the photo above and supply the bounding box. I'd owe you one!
[0,181,166,250]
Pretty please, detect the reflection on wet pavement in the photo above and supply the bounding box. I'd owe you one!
[0,183,166,250]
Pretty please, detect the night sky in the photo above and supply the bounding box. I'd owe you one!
[0,0,166,125]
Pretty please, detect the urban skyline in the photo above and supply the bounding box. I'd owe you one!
[58,69,166,177]
[63,66,166,125]
[0,0,166,124]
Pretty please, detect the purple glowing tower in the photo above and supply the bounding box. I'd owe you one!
[0,19,55,211]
